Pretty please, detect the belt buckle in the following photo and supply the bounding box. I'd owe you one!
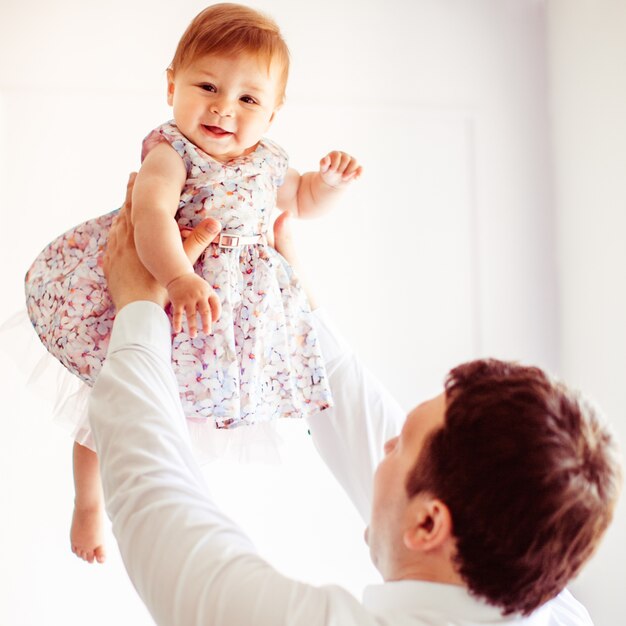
[219,234,239,248]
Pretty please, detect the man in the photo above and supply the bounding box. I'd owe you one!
[89,175,622,625]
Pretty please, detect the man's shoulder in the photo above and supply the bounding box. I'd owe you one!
[361,583,593,626]
[542,589,593,626]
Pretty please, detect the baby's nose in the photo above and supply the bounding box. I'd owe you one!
[210,98,234,117]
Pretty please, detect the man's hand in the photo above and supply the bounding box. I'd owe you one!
[319,151,362,189]
[104,173,222,313]
[167,273,221,336]
[271,211,317,310]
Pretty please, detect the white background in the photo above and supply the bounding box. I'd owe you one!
[0,1,624,625]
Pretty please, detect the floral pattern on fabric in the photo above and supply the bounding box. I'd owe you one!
[25,120,332,431]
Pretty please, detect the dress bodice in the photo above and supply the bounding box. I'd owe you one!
[142,121,289,236]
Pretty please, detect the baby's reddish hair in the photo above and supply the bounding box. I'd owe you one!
[169,3,290,104]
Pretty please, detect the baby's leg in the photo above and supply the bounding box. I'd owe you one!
[70,441,106,563]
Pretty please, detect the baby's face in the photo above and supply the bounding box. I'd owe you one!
[167,53,282,162]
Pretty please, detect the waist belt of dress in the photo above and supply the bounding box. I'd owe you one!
[217,233,266,248]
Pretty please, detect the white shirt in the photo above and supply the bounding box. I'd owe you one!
[89,301,593,626]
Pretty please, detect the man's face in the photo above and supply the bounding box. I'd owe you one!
[366,392,447,579]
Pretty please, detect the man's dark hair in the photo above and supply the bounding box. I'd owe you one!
[406,359,622,615]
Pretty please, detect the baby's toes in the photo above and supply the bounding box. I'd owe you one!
[94,546,106,564]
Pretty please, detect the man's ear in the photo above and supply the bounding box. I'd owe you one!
[166,69,175,106]
[403,495,453,553]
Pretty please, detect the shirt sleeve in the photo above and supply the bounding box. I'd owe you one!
[88,301,377,626]
[306,309,406,523]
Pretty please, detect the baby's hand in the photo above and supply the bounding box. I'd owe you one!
[167,273,221,337]
[319,151,363,189]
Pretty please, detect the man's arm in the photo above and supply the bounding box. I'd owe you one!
[90,185,376,626]
[270,212,405,523]
[307,312,405,523]
[91,302,340,625]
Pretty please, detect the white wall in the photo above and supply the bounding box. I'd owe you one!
[3,0,617,624]
[546,2,626,624]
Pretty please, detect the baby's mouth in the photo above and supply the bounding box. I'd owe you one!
[203,125,233,136]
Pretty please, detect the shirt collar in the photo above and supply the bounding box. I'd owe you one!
[362,580,551,625]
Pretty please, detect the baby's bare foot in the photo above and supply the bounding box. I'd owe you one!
[70,505,106,564]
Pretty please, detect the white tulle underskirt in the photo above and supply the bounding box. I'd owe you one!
[2,310,287,465]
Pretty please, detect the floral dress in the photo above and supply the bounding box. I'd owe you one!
[24,120,332,446]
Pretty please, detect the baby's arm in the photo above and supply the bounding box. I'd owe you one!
[132,143,220,336]
[277,151,362,218]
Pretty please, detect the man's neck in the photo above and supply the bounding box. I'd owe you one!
[384,542,464,586]
[387,562,464,586]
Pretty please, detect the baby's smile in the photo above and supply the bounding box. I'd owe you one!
[202,124,233,137]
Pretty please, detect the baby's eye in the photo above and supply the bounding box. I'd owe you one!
[199,83,216,92]
[240,95,257,105]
